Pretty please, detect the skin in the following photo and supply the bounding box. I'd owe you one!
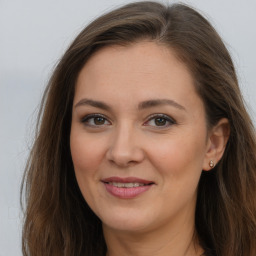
[70,41,229,256]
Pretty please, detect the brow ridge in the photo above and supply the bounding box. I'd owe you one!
[138,99,186,111]
[74,99,111,110]
[74,98,186,111]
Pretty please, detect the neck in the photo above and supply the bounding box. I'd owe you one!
[103,211,203,256]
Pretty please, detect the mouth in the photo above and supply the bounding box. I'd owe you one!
[101,177,155,199]
[102,176,155,186]
[105,182,149,188]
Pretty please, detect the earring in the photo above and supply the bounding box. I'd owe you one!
[209,160,215,168]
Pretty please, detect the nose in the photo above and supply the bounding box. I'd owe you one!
[106,123,145,167]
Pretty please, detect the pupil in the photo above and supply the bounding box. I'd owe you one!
[155,118,166,126]
[94,117,105,125]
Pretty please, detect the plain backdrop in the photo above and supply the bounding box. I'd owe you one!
[0,0,255,255]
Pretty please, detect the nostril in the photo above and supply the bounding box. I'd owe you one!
[106,138,145,166]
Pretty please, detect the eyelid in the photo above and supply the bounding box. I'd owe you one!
[80,113,176,129]
[143,113,176,128]
[81,113,112,127]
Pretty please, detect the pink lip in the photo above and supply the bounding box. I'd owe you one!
[102,176,154,184]
[101,176,155,199]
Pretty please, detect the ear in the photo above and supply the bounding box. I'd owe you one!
[203,118,230,171]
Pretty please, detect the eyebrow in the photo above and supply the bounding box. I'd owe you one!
[74,98,186,111]
[138,99,186,111]
[74,99,111,111]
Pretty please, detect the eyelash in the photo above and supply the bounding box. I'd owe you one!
[144,114,176,128]
[81,113,176,129]
[81,114,111,128]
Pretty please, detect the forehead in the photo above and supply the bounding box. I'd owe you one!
[79,41,192,82]
[74,41,202,113]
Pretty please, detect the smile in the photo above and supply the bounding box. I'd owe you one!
[101,177,155,199]
[106,182,145,188]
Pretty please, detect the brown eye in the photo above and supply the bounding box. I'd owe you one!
[154,117,167,126]
[144,114,176,129]
[94,116,105,125]
[82,114,111,127]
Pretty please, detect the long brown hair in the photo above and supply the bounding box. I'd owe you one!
[21,1,256,255]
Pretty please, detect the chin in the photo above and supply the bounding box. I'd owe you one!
[99,208,157,233]
[103,219,151,233]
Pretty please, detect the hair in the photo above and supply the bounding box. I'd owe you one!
[21,1,256,256]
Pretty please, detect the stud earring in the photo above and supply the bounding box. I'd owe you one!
[209,160,215,168]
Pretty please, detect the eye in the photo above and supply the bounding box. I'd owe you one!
[81,114,111,127]
[144,114,176,128]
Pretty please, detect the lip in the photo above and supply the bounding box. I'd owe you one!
[101,176,155,199]
[101,176,154,184]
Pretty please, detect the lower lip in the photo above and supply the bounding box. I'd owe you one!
[104,183,152,199]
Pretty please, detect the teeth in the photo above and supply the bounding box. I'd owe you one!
[108,182,145,188]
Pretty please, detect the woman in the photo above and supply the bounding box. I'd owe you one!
[21,1,256,256]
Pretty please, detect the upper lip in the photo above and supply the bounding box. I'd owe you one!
[101,176,155,185]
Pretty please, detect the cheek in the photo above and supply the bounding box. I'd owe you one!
[70,129,107,207]
[70,129,105,178]
[146,132,206,178]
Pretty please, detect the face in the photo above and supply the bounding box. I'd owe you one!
[70,41,210,234]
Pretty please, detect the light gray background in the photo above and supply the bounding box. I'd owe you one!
[1,0,255,255]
